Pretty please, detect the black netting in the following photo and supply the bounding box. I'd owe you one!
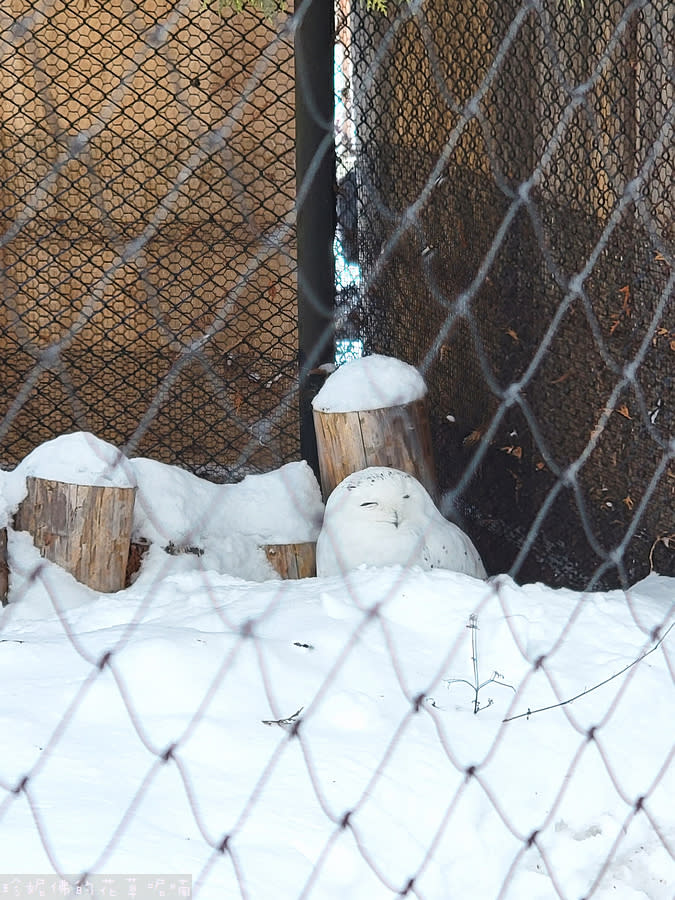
[1,0,298,479]
[336,0,673,589]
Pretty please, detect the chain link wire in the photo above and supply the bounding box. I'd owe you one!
[1,0,673,897]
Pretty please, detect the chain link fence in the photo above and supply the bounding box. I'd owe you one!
[1,0,673,897]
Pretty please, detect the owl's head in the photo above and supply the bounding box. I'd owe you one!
[326,467,433,528]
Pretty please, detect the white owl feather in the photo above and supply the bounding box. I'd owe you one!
[316,467,487,579]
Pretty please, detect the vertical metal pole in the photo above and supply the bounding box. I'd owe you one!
[295,0,335,478]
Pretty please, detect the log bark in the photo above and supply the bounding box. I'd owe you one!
[264,542,316,579]
[0,527,8,606]
[14,477,135,593]
[313,397,437,500]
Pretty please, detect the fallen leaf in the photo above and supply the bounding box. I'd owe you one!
[617,405,632,419]
[463,429,484,446]
[505,328,520,343]
[623,496,634,510]
[500,445,523,459]
[608,287,632,335]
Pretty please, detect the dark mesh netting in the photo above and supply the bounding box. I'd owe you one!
[1,0,298,480]
[336,0,673,588]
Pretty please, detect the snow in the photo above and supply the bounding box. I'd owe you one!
[15,431,136,490]
[130,456,323,582]
[312,354,426,412]
[1,433,673,899]
[2,433,324,584]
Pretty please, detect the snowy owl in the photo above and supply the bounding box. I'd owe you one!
[316,467,487,579]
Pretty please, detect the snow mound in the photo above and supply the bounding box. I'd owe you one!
[312,354,427,412]
[0,432,136,522]
[15,431,135,489]
[1,433,324,583]
[0,562,673,897]
[128,456,323,581]
[131,457,323,549]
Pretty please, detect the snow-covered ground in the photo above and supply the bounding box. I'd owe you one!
[1,427,673,899]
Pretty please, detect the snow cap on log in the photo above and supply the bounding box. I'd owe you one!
[0,475,10,529]
[15,432,135,492]
[312,354,426,413]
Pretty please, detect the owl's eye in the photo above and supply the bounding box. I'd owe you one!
[360,501,378,508]
[402,494,410,499]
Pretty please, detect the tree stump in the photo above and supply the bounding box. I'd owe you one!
[1,528,8,606]
[14,477,136,593]
[313,397,437,500]
[264,542,317,579]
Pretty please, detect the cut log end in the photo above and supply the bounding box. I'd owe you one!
[264,542,317,579]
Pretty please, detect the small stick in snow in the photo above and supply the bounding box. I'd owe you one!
[503,621,674,723]
[262,707,304,730]
[444,614,516,714]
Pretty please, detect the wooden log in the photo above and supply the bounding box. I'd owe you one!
[14,477,135,593]
[313,397,437,500]
[264,542,317,579]
[1,527,8,606]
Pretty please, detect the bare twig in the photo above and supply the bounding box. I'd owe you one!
[445,614,516,714]
[262,707,304,729]
[503,622,674,723]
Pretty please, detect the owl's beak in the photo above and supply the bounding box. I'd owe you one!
[391,511,399,528]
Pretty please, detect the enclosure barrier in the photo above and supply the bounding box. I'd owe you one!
[0,0,673,897]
